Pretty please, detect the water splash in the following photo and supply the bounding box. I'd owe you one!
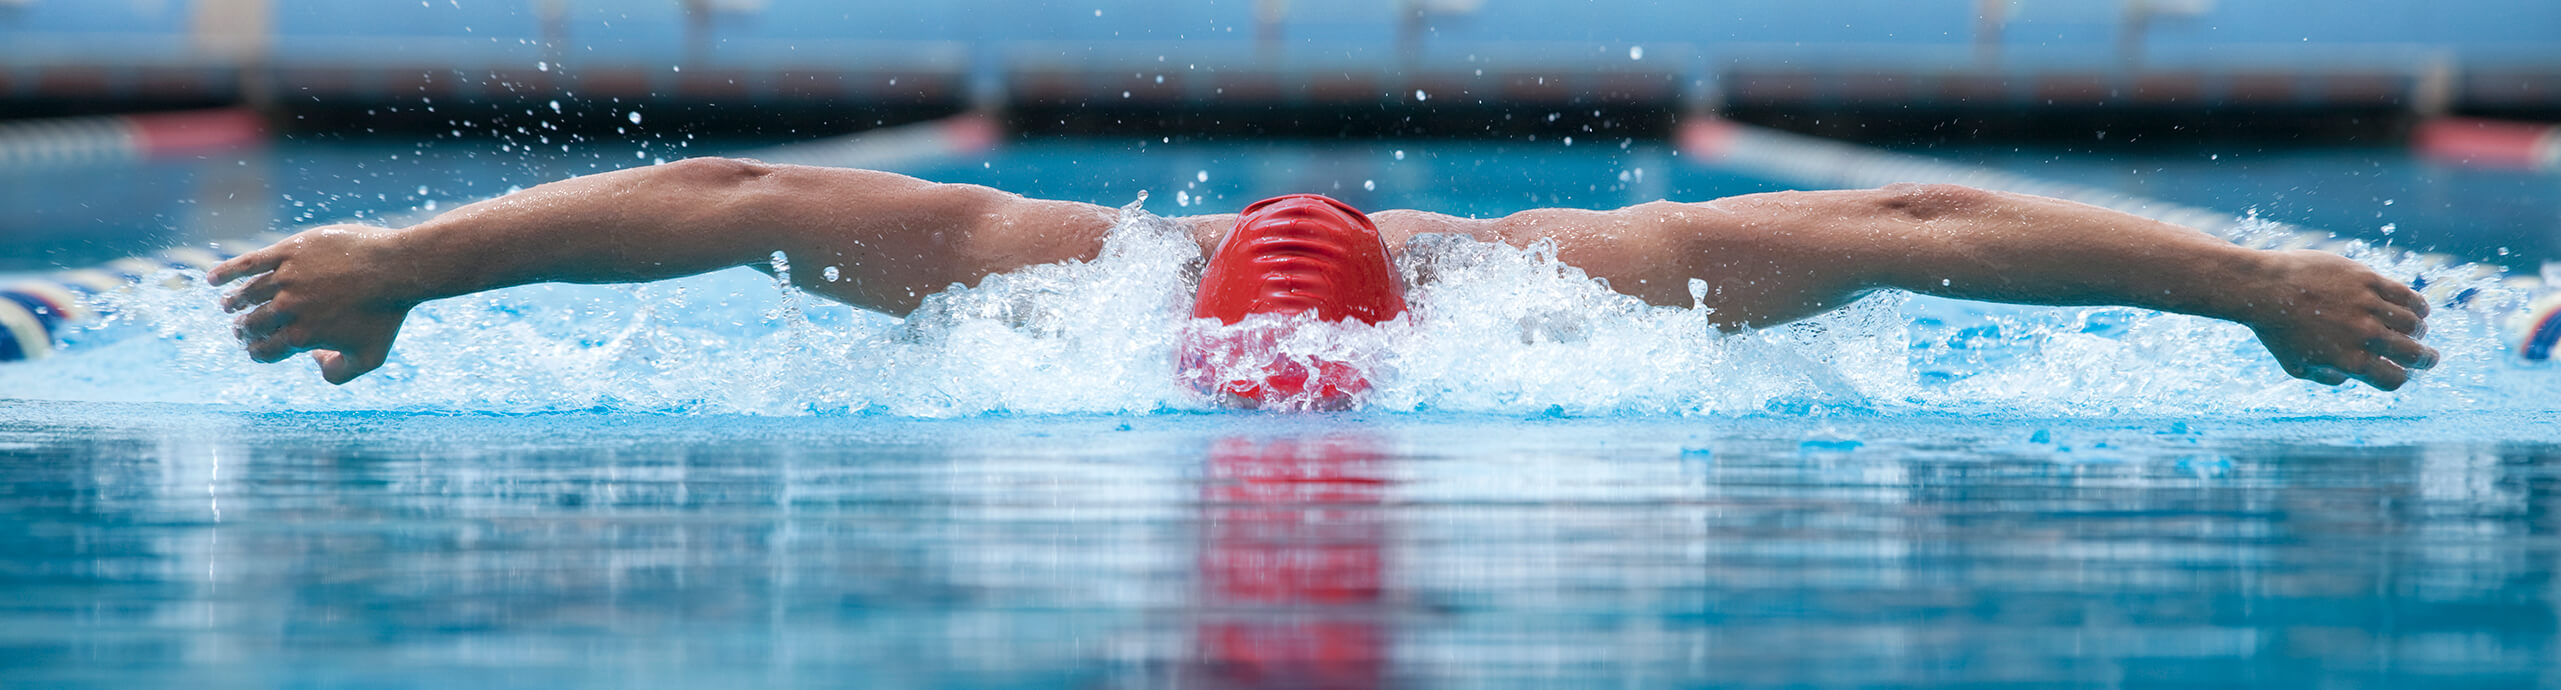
[2,214,2553,417]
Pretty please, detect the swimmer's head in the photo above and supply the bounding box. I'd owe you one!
[1193,194,1406,325]
[1182,194,1407,407]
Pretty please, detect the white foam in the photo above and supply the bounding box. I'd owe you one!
[3,212,2554,417]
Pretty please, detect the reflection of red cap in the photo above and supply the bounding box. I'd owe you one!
[1184,194,1406,405]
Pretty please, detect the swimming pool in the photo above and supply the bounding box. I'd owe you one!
[3,129,2559,686]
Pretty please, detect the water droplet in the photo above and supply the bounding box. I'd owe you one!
[1176,190,1192,207]
[1563,136,1574,146]
[628,111,643,124]
[416,185,430,196]
[1363,179,1376,191]
[1629,46,1644,60]
[1414,89,1428,101]
[536,61,549,72]
[548,100,562,113]
[1196,170,1208,183]
[1094,8,1102,16]
[823,266,841,282]
[1393,150,1405,160]
[2382,199,2395,206]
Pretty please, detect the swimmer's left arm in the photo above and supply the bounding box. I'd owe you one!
[1396,184,2431,390]
[1506,184,2434,390]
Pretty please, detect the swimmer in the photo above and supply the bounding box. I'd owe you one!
[206,158,2438,394]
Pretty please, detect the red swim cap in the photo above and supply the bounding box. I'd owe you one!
[1182,194,1407,406]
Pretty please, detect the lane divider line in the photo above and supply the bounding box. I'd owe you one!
[0,108,264,170]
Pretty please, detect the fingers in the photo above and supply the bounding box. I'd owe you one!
[2366,333,2440,370]
[2300,364,2352,387]
[2376,279,2430,319]
[2356,358,2411,392]
[222,273,283,313]
[208,247,283,286]
[234,304,294,341]
[2372,303,2427,338]
[315,345,388,385]
[243,329,303,363]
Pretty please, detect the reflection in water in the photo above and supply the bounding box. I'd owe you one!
[1196,434,1389,688]
[0,403,2556,686]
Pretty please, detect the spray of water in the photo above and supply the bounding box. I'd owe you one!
[3,207,2553,417]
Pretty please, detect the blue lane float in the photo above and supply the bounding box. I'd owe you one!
[0,240,264,361]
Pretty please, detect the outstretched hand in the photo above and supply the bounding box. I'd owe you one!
[207,225,418,385]
[2239,250,2438,391]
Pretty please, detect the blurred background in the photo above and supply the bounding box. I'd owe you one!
[9,5,2561,687]
[2,0,2558,274]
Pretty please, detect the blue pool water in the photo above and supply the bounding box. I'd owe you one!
[4,133,2561,685]
[4,404,2558,687]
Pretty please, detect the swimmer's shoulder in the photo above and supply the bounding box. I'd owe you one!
[1371,209,1504,249]
[1170,213,1240,254]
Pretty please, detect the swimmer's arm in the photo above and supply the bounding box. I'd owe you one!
[394,158,1118,312]
[1433,184,2435,390]
[207,158,1120,383]
[1606,184,2436,390]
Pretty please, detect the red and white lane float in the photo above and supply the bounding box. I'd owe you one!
[0,108,264,169]
[2413,117,2561,171]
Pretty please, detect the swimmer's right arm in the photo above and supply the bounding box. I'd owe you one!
[207,157,1121,383]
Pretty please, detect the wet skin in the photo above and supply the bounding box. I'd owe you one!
[209,159,2435,389]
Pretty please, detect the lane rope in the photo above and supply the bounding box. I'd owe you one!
[0,108,263,170]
